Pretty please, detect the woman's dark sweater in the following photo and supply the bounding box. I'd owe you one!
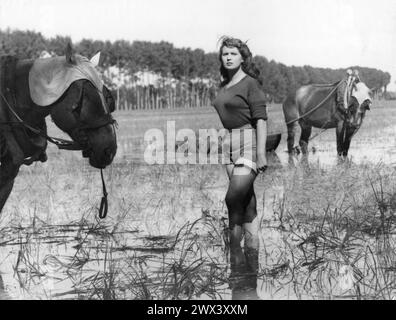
[212,75,268,130]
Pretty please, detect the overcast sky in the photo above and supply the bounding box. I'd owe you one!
[1,0,395,89]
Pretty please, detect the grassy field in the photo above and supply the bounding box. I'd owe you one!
[0,100,395,299]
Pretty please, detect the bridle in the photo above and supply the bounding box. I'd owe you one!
[336,88,371,152]
[67,81,117,152]
[0,80,117,219]
[65,81,117,219]
[0,82,116,151]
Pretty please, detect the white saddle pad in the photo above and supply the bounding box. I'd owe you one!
[351,82,372,105]
[29,55,104,106]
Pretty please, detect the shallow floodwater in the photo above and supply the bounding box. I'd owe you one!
[1,117,395,300]
[115,108,396,167]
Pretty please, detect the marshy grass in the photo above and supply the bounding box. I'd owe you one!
[1,157,395,300]
[0,101,395,300]
[258,160,396,299]
[0,162,232,300]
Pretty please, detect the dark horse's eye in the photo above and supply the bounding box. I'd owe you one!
[103,86,116,112]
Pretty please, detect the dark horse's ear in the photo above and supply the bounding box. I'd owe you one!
[65,42,76,64]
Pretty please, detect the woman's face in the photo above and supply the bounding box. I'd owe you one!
[221,46,243,70]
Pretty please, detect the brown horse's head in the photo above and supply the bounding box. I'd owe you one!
[49,45,117,169]
[346,82,372,130]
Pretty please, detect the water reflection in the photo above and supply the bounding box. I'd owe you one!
[115,121,396,168]
[276,127,396,167]
[2,118,396,300]
[229,247,259,300]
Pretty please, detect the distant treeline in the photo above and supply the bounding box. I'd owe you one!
[0,28,392,106]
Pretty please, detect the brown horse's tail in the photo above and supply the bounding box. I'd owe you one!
[282,93,299,125]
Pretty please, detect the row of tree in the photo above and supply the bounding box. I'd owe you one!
[116,82,217,110]
[0,28,392,105]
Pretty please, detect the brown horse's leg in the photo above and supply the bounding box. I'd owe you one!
[342,126,355,157]
[0,136,23,213]
[299,122,312,154]
[286,122,298,153]
[336,122,347,157]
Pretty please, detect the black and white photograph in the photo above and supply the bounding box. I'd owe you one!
[0,0,395,302]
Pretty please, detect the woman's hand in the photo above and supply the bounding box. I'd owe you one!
[256,152,267,173]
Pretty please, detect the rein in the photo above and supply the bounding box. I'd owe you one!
[285,80,345,125]
[282,80,355,144]
[0,91,81,149]
[99,169,108,219]
[0,89,112,220]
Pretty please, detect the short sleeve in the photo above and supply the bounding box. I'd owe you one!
[247,79,268,123]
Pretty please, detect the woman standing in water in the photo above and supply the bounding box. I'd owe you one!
[212,37,267,285]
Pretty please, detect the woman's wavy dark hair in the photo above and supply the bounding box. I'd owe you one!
[218,36,262,86]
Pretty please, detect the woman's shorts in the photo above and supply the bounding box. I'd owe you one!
[222,124,257,173]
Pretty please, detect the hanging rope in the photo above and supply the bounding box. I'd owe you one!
[99,169,108,219]
[0,91,79,149]
[285,80,344,125]
[271,80,348,146]
[1,90,111,219]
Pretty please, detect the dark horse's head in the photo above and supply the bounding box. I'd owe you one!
[48,45,117,168]
[346,82,372,132]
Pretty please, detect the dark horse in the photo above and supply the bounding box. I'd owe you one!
[283,78,372,156]
[0,44,117,213]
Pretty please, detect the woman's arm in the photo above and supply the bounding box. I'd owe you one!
[247,79,268,172]
[256,119,267,171]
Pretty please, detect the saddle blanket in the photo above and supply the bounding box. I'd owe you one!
[29,55,104,106]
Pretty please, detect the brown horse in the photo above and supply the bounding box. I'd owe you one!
[0,44,117,213]
[282,79,372,156]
